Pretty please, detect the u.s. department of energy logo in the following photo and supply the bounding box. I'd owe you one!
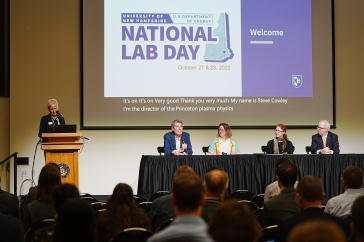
[292,75,303,88]
[58,163,70,179]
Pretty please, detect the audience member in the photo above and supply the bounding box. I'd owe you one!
[311,119,340,154]
[54,198,95,242]
[0,187,21,220]
[23,163,61,232]
[277,176,350,242]
[149,165,196,231]
[96,183,151,242]
[53,183,80,215]
[22,162,61,219]
[164,119,193,155]
[263,162,299,227]
[208,200,261,242]
[325,166,364,217]
[208,123,240,155]
[264,158,298,202]
[201,168,229,222]
[266,124,294,154]
[0,213,24,242]
[287,219,346,242]
[351,195,364,242]
[148,174,213,242]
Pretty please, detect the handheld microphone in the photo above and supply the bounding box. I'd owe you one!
[56,110,63,117]
[181,138,186,152]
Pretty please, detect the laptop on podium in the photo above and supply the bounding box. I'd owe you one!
[54,124,77,133]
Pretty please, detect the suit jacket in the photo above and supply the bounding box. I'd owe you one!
[163,131,193,155]
[266,140,294,154]
[277,207,350,242]
[201,197,222,223]
[0,189,21,220]
[263,187,299,227]
[147,216,213,242]
[0,214,24,242]
[38,113,66,138]
[149,194,174,231]
[311,131,340,154]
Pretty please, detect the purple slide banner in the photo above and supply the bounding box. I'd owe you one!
[241,0,312,97]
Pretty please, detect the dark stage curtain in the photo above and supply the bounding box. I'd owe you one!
[137,154,364,200]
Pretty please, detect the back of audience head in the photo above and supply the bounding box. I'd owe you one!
[208,200,261,242]
[107,183,134,209]
[287,219,346,242]
[204,169,229,199]
[276,162,297,187]
[296,176,325,209]
[53,183,80,214]
[351,195,364,242]
[54,198,95,242]
[172,174,203,213]
[37,163,62,202]
[342,166,363,189]
[96,183,151,242]
[275,157,292,170]
[173,165,196,179]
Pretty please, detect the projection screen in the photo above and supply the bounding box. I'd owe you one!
[82,0,335,129]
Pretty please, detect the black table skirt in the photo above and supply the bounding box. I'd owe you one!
[137,154,364,200]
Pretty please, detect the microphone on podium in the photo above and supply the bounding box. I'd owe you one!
[56,110,63,117]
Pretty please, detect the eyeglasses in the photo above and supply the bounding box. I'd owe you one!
[317,126,327,130]
[275,129,284,133]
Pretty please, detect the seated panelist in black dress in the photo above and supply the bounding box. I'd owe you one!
[266,124,294,154]
[38,98,66,140]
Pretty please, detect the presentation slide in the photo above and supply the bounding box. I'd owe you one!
[83,0,334,128]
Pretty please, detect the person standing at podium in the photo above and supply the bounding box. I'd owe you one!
[38,98,66,140]
[164,119,193,155]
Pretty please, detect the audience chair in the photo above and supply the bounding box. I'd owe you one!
[229,190,255,201]
[238,200,260,213]
[111,227,153,242]
[90,201,106,211]
[134,195,146,205]
[95,208,106,217]
[305,146,312,154]
[155,218,174,233]
[157,146,164,155]
[137,202,153,213]
[80,193,99,203]
[259,225,278,242]
[24,218,56,242]
[148,191,170,202]
[202,146,209,155]
[261,146,267,154]
[250,194,264,209]
[253,208,264,228]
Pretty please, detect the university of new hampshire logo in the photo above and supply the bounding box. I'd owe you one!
[292,75,303,88]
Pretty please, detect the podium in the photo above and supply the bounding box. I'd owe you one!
[41,133,83,187]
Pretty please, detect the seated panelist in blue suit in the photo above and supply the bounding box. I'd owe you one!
[164,119,193,155]
[38,98,66,139]
[311,120,340,154]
